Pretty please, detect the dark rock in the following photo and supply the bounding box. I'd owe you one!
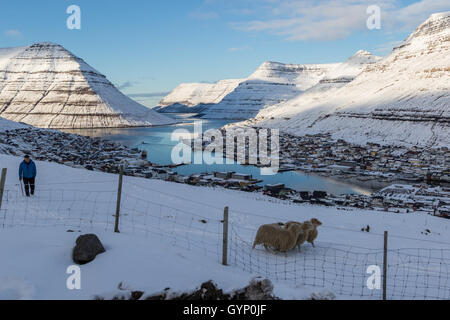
[181,281,230,300]
[144,279,277,301]
[72,234,106,265]
[233,278,276,300]
[130,291,144,300]
[313,191,327,199]
[145,293,167,300]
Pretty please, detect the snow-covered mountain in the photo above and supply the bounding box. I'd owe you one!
[158,51,380,119]
[156,79,243,113]
[0,42,175,129]
[243,50,383,123]
[201,61,341,119]
[245,12,450,147]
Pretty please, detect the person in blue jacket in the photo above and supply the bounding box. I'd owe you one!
[19,155,37,197]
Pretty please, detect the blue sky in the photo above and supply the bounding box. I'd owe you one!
[1,0,448,107]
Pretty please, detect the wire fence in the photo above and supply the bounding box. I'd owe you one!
[1,178,450,300]
[0,182,224,262]
[229,221,450,300]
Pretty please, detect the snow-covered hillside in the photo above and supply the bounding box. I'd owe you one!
[158,51,380,119]
[156,79,243,113]
[0,116,28,132]
[237,50,383,124]
[242,12,450,148]
[201,61,340,119]
[0,42,175,129]
[1,154,449,300]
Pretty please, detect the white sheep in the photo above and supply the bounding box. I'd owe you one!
[252,222,303,254]
[303,218,322,248]
[284,221,315,252]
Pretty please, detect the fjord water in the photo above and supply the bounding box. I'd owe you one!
[65,113,371,195]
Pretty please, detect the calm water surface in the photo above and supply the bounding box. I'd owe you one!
[65,114,372,195]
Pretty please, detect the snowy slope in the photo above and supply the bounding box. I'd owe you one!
[0,116,28,132]
[201,61,341,119]
[246,12,450,147]
[241,50,383,123]
[1,154,450,299]
[156,79,243,113]
[0,42,175,129]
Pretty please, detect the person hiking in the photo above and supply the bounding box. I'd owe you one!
[19,155,37,197]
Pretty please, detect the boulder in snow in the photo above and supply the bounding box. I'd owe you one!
[72,234,106,265]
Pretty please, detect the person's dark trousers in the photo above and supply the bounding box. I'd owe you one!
[23,178,35,197]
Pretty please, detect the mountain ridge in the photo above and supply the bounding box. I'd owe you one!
[0,42,175,129]
[157,50,380,119]
[238,12,450,147]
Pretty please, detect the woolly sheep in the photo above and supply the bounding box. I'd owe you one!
[303,218,322,248]
[252,223,303,254]
[285,221,314,252]
[284,221,315,252]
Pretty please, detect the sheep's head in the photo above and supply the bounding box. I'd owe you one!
[311,218,322,227]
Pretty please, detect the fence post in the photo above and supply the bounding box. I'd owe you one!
[222,206,229,266]
[0,168,7,211]
[114,165,124,233]
[383,231,388,300]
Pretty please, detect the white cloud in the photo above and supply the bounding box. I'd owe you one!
[4,29,23,38]
[231,0,450,41]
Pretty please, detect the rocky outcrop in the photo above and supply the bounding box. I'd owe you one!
[103,278,278,300]
[147,278,277,300]
[0,42,175,129]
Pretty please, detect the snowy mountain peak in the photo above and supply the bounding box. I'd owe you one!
[321,50,381,81]
[0,43,175,129]
[349,50,377,60]
[406,11,450,42]
[352,50,371,56]
[344,50,380,65]
[250,60,336,83]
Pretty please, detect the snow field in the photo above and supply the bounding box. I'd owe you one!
[1,155,450,299]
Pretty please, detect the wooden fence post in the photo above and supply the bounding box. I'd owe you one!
[383,231,388,300]
[114,165,124,233]
[0,168,7,211]
[222,206,229,266]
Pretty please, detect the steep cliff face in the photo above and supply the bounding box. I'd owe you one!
[247,12,450,147]
[201,61,340,119]
[0,42,175,129]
